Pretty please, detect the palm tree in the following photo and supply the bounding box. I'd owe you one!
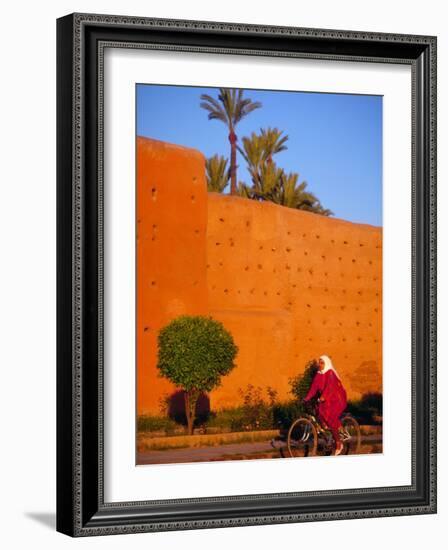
[200,89,262,195]
[273,172,333,216]
[239,129,289,194]
[205,155,230,193]
[239,129,332,215]
[259,127,288,164]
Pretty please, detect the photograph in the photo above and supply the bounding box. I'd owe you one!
[135,84,383,466]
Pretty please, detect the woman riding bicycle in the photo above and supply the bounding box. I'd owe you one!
[303,355,347,455]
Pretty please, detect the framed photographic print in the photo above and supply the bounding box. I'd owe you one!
[56,13,437,536]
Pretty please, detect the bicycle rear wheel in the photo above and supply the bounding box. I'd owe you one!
[340,415,361,454]
[287,418,318,458]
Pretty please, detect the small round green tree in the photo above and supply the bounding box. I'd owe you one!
[157,315,238,435]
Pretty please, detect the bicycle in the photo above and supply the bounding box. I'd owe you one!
[286,400,361,458]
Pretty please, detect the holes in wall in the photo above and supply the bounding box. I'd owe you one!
[151,224,158,241]
[191,194,196,203]
[151,187,157,201]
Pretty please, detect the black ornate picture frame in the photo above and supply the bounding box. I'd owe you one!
[56,13,437,537]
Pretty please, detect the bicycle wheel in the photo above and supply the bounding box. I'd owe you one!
[340,415,361,454]
[287,418,318,458]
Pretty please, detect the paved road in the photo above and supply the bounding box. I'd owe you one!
[137,435,382,465]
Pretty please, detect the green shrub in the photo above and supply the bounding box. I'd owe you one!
[137,415,178,435]
[347,392,383,425]
[206,408,246,431]
[272,400,304,431]
[289,360,318,400]
[236,384,277,430]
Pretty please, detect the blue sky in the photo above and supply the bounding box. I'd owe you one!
[136,85,382,226]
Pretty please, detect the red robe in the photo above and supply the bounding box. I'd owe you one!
[303,370,347,444]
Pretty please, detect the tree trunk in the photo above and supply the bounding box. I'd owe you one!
[184,391,196,435]
[229,131,237,195]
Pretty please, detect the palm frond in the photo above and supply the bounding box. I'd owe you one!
[205,154,230,193]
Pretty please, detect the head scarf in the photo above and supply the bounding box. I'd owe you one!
[318,355,341,380]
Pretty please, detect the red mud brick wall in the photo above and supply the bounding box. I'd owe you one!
[206,193,382,410]
[137,137,382,415]
[137,137,208,414]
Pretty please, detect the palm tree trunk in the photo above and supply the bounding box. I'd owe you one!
[229,131,237,195]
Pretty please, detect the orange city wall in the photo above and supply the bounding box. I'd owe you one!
[137,137,382,415]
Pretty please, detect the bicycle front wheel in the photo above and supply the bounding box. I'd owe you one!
[287,418,318,458]
[340,415,361,454]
